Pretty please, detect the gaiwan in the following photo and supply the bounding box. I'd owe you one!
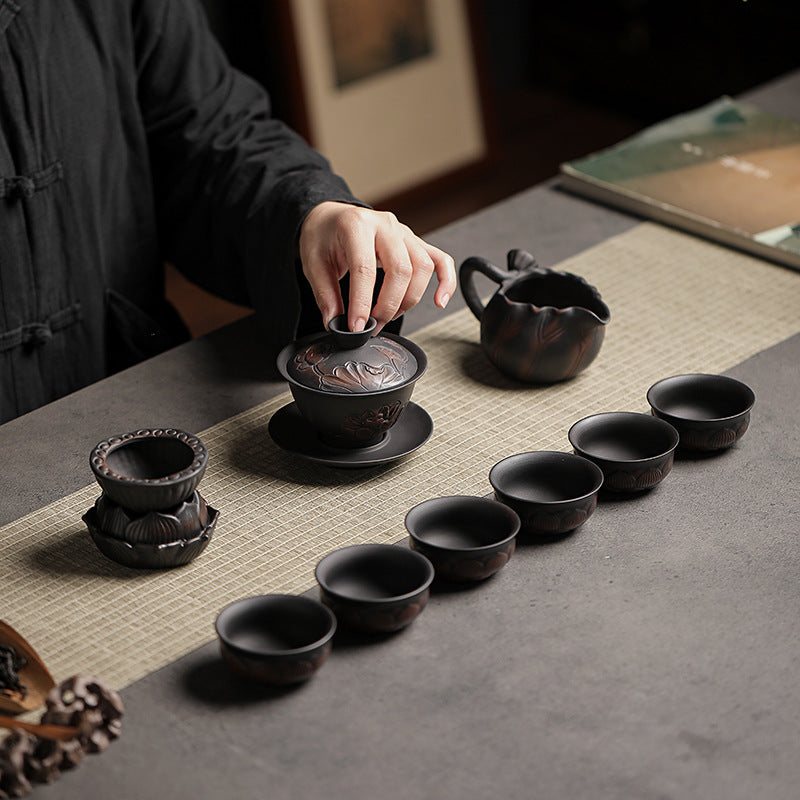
[276,315,427,448]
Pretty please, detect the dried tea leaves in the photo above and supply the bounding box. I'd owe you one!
[0,648,26,702]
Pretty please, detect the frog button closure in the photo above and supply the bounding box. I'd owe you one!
[0,161,63,200]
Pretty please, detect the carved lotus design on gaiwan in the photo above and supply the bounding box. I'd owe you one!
[290,338,415,393]
[276,315,427,449]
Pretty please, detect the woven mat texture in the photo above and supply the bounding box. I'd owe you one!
[3,223,800,694]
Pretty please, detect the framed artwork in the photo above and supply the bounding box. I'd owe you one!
[281,0,491,204]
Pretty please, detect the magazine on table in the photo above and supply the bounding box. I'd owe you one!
[559,96,800,272]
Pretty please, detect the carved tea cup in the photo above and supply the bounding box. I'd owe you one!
[489,451,604,537]
[405,495,520,581]
[459,249,610,383]
[315,544,434,633]
[568,411,679,493]
[646,373,755,452]
[215,595,337,685]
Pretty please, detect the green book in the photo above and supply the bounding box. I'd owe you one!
[560,97,800,272]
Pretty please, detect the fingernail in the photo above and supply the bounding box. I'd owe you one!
[353,317,366,332]
[440,293,450,308]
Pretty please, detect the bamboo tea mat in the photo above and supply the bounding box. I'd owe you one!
[3,222,800,695]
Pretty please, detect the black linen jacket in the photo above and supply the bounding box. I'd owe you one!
[0,0,361,422]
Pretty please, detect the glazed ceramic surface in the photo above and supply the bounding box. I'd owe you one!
[489,451,604,536]
[277,326,427,449]
[405,495,520,581]
[268,401,433,468]
[315,544,434,633]
[460,249,610,383]
[568,412,679,493]
[90,429,208,512]
[647,373,755,451]
[215,595,336,685]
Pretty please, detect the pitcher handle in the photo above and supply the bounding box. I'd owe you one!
[459,256,511,322]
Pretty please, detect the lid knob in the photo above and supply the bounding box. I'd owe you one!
[328,314,377,350]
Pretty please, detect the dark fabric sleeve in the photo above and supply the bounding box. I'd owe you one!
[133,0,365,349]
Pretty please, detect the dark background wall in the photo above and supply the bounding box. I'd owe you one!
[202,1,800,131]
[506,1,800,122]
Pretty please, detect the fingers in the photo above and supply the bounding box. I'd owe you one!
[306,266,344,329]
[300,203,376,332]
[390,237,433,319]
[370,222,418,330]
[371,219,455,331]
[344,232,378,334]
[298,202,348,329]
[424,242,457,310]
[297,202,456,333]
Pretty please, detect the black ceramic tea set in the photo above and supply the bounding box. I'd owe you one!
[81,249,756,686]
[83,429,218,569]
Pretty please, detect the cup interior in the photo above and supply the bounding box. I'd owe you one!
[105,437,196,480]
[648,374,755,421]
[490,451,603,502]
[316,545,433,602]
[216,595,335,656]
[569,413,678,461]
[405,496,519,549]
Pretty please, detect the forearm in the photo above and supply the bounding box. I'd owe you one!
[136,0,362,330]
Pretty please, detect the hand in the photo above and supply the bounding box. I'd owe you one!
[298,201,456,332]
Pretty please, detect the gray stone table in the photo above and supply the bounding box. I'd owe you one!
[3,70,800,799]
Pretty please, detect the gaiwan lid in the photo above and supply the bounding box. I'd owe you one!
[287,315,418,393]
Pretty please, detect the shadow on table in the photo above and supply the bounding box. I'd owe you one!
[182,652,306,706]
[674,446,739,463]
[459,341,523,390]
[224,422,402,488]
[24,526,143,579]
[596,486,661,505]
[429,572,503,595]
[515,528,584,547]
[458,339,580,391]
[329,624,412,652]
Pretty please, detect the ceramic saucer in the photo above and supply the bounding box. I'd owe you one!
[269,401,433,468]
